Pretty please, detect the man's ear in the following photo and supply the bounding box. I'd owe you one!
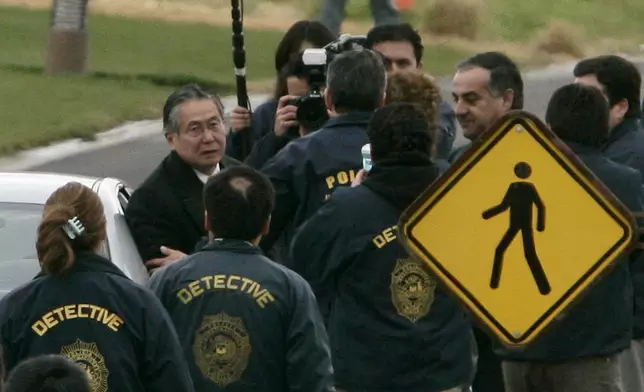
[612,98,629,121]
[380,91,387,108]
[323,88,333,113]
[164,130,175,146]
[501,89,516,111]
[261,216,271,236]
[204,211,211,233]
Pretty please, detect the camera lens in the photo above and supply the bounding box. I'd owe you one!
[297,97,328,131]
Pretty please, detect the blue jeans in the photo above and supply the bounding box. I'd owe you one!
[319,0,401,36]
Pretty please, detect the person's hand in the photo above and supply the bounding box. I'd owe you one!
[274,95,299,137]
[351,169,367,187]
[145,246,186,274]
[230,106,251,132]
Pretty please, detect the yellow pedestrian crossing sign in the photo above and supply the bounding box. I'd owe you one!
[398,110,637,347]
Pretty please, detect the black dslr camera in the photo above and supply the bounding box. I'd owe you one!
[288,34,367,132]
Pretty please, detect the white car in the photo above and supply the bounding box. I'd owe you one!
[0,172,149,296]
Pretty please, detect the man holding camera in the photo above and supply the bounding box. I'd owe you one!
[260,48,387,264]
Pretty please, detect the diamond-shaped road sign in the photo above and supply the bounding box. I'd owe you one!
[398,110,637,348]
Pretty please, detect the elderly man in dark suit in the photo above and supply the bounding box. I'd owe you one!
[125,84,240,272]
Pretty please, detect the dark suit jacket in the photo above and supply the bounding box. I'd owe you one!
[603,118,644,184]
[125,150,241,262]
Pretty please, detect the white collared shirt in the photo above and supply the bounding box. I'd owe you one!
[194,163,220,184]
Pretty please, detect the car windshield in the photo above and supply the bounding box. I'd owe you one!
[0,202,45,298]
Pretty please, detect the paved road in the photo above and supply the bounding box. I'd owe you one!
[26,61,644,188]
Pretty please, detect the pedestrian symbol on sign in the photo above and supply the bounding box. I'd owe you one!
[482,161,551,295]
[397,111,637,347]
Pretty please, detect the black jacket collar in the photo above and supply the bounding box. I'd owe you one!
[34,252,127,280]
[163,151,207,232]
[603,118,641,150]
[162,151,240,232]
[564,140,600,156]
[201,238,264,255]
[322,111,373,129]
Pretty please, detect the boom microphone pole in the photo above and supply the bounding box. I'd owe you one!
[231,0,252,160]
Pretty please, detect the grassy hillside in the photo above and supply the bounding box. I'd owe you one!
[344,0,643,58]
[230,0,642,60]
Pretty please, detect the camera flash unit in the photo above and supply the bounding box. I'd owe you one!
[302,49,327,66]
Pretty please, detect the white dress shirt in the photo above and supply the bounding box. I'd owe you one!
[194,163,220,184]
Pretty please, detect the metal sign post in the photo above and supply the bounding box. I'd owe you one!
[45,0,90,75]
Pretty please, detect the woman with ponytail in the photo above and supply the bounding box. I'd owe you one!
[0,182,195,392]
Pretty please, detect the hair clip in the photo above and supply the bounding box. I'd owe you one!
[63,217,85,240]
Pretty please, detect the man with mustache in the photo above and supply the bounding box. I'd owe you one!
[448,51,525,392]
[449,52,524,164]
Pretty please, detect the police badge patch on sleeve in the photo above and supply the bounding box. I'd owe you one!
[193,313,252,388]
[60,339,109,392]
[390,258,437,323]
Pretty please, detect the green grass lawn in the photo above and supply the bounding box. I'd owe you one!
[0,67,171,155]
[0,5,284,156]
[482,0,644,42]
[0,6,281,84]
[331,0,644,43]
[0,4,474,157]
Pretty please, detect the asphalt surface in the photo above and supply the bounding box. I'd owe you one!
[27,61,644,188]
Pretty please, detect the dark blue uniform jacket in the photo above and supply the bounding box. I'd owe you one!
[260,111,371,263]
[148,239,335,392]
[290,153,473,392]
[601,119,644,340]
[0,252,194,392]
[603,118,644,180]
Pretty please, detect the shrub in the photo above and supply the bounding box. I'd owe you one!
[534,20,585,58]
[421,0,480,40]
